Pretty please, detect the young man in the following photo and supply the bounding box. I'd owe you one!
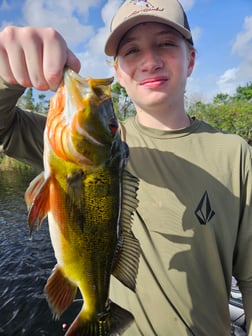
[0,0,251,335]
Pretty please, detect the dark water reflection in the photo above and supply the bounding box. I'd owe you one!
[0,171,82,336]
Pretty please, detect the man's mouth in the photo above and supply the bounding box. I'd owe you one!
[140,76,168,88]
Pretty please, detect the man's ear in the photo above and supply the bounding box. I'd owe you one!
[187,49,196,77]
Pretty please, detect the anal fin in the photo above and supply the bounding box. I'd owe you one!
[45,265,77,319]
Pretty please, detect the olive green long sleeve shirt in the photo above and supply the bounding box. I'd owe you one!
[0,78,45,169]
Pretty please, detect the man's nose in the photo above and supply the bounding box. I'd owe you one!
[141,49,163,72]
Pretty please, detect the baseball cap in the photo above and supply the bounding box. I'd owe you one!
[105,0,193,56]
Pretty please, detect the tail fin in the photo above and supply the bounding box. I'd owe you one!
[65,301,134,336]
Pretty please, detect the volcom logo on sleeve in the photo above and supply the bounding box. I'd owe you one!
[195,191,215,225]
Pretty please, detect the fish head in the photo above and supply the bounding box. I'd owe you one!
[46,67,120,167]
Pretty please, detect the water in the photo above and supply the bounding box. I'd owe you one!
[0,171,82,336]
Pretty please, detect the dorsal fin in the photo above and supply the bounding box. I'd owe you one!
[112,170,140,291]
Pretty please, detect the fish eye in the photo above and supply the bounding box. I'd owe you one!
[109,118,118,134]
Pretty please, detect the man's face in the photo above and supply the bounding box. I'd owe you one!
[115,22,195,113]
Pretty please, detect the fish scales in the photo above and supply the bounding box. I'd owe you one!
[25,68,140,336]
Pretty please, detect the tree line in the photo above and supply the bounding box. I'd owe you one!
[18,82,252,144]
[187,83,252,144]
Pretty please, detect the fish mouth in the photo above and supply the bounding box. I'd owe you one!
[64,68,115,146]
[64,68,114,102]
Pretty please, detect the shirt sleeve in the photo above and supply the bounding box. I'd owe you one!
[0,77,46,169]
[233,144,252,335]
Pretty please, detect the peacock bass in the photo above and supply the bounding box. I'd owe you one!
[25,67,140,336]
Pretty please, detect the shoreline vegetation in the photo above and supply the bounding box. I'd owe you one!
[0,151,39,173]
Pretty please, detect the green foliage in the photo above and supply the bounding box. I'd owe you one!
[34,93,50,114]
[111,82,136,120]
[0,152,38,173]
[17,88,50,114]
[17,87,34,111]
[234,82,252,101]
[189,83,252,144]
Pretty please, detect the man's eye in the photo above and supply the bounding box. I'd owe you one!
[160,41,176,47]
[125,48,138,56]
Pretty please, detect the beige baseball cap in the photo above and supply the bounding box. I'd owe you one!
[105,0,193,56]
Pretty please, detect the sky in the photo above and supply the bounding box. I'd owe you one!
[0,0,252,103]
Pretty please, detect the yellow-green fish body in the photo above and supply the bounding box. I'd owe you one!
[25,68,140,336]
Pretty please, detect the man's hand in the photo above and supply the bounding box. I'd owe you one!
[0,26,81,91]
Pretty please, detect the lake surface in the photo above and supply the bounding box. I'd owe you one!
[0,170,82,336]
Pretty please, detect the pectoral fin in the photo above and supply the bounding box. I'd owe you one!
[25,172,50,235]
[112,170,140,291]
